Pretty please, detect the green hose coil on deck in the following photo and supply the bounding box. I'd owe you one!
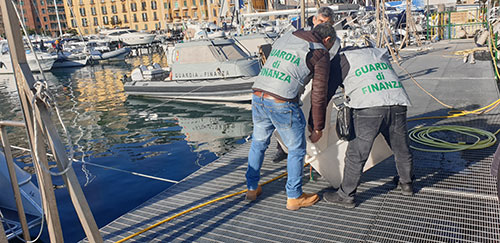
[409,125,499,153]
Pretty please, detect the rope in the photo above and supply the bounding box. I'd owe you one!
[409,125,500,152]
[114,158,316,243]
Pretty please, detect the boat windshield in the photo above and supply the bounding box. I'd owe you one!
[212,44,248,61]
[177,45,218,64]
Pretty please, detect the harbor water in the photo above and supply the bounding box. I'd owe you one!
[0,54,253,242]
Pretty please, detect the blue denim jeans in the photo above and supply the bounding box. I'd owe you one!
[246,94,306,199]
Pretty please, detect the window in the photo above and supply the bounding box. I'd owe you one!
[91,7,96,15]
[84,29,88,34]
[112,15,119,24]
[101,0,105,3]
[44,24,48,29]
[175,12,179,17]
[71,19,76,27]
[151,1,157,9]
[111,5,117,13]
[184,11,187,17]
[79,0,83,4]
[164,2,167,8]
[135,24,138,30]
[93,17,98,25]
[130,2,137,11]
[43,16,47,21]
[153,12,157,20]
[201,11,205,17]
[123,14,128,23]
[174,1,178,8]
[155,23,158,29]
[192,0,195,5]
[101,6,107,14]
[103,16,109,24]
[122,4,126,12]
[90,0,94,4]
[133,13,137,22]
[41,8,45,14]
[82,18,88,26]
[193,12,197,18]
[144,24,147,30]
[40,0,44,5]
[142,12,147,21]
[79,7,86,16]
[183,0,186,6]
[165,13,168,19]
[212,9,215,16]
[199,0,203,5]
[141,1,146,10]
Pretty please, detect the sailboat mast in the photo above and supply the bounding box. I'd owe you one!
[300,0,305,28]
[53,0,63,37]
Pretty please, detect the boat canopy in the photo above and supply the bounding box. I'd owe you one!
[174,39,249,64]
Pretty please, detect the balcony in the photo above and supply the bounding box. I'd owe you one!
[190,5,197,9]
[182,6,188,10]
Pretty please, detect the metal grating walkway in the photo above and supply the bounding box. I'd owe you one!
[85,39,500,242]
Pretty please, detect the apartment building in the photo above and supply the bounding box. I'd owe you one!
[65,0,234,35]
[33,0,68,36]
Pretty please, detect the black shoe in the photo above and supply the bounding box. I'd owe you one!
[272,150,287,162]
[399,183,414,196]
[323,191,355,209]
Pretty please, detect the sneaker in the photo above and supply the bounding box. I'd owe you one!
[246,185,262,201]
[323,191,355,209]
[272,150,287,163]
[286,193,319,211]
[399,183,414,196]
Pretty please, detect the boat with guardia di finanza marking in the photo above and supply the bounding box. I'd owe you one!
[123,38,261,102]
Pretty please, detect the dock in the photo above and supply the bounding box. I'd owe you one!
[84,39,500,242]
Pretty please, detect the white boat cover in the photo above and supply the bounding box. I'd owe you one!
[276,82,393,187]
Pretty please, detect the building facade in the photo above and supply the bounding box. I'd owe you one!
[33,0,68,36]
[65,0,235,35]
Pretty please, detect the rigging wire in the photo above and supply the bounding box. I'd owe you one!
[9,145,180,183]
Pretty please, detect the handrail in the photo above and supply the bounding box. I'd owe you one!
[0,121,31,241]
[0,120,25,128]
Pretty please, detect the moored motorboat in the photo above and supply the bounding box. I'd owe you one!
[124,38,260,101]
[51,51,89,69]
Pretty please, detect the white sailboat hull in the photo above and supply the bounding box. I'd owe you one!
[0,53,55,74]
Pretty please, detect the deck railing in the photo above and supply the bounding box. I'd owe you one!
[426,8,487,40]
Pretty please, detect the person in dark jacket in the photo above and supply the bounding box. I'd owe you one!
[272,6,336,163]
[323,47,415,208]
[245,23,337,211]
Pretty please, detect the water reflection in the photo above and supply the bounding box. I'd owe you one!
[0,54,253,242]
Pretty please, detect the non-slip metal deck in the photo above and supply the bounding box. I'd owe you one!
[86,39,500,242]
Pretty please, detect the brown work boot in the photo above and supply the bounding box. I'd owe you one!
[245,185,262,201]
[286,193,319,211]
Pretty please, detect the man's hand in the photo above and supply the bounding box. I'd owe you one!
[309,129,322,143]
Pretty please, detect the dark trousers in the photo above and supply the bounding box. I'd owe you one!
[338,105,414,200]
